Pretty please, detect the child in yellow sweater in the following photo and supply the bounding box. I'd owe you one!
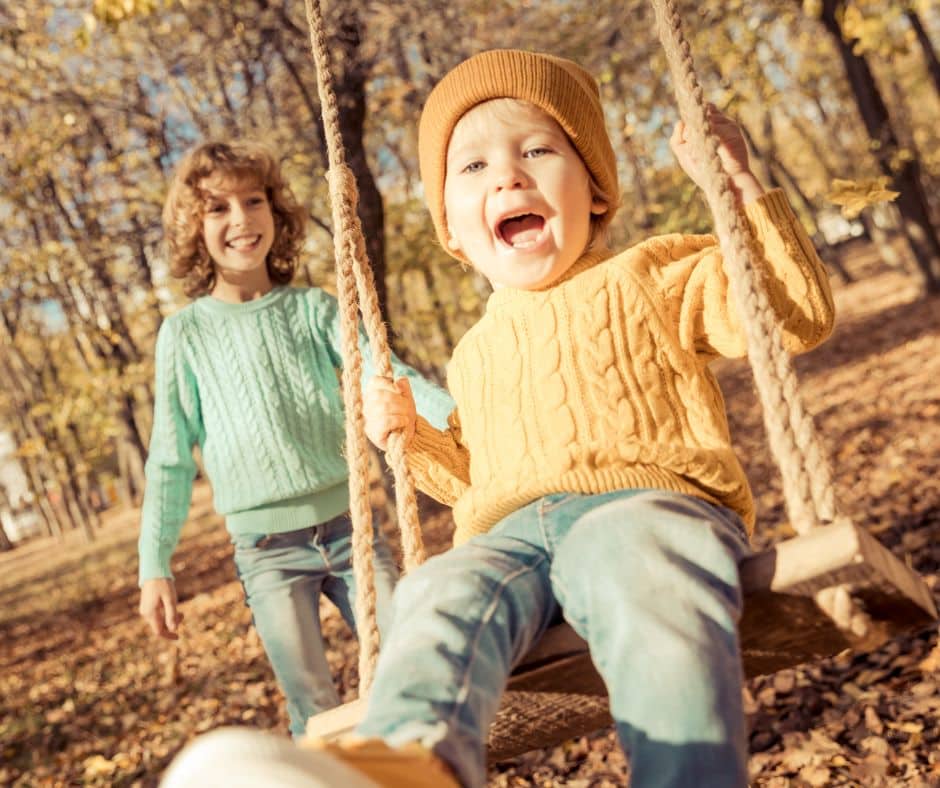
[161,50,833,788]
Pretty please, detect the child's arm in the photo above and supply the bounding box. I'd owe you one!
[655,107,834,358]
[670,104,765,208]
[138,319,201,639]
[315,290,454,429]
[364,377,470,507]
[385,354,454,432]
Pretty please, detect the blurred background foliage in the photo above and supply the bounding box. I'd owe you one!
[1,0,939,544]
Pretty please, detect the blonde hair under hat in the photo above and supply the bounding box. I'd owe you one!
[418,49,620,258]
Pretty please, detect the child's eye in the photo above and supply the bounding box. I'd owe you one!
[206,203,225,214]
[525,146,552,158]
[248,195,267,206]
[461,160,485,174]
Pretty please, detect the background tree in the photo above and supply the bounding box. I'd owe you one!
[0,0,937,542]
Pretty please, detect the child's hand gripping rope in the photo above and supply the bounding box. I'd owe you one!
[363,377,417,451]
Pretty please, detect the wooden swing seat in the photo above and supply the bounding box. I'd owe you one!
[304,519,937,761]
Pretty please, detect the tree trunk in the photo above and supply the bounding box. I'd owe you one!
[906,9,940,99]
[114,394,147,502]
[621,126,654,234]
[858,211,908,272]
[331,5,388,320]
[819,0,940,292]
[0,520,12,551]
[114,448,135,510]
[56,455,95,543]
[22,454,62,538]
[0,486,15,551]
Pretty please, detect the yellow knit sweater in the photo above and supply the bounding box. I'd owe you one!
[408,189,835,545]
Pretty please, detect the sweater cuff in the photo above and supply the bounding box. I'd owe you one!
[744,188,793,235]
[409,416,446,468]
[406,417,468,507]
[138,553,173,586]
[745,187,822,276]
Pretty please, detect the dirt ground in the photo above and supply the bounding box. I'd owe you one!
[2,249,939,787]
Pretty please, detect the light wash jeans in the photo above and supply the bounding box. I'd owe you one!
[232,512,398,737]
[356,489,751,788]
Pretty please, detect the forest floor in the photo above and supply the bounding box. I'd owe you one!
[2,248,940,787]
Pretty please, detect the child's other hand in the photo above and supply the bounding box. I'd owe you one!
[140,577,183,640]
[670,105,763,204]
[364,376,417,450]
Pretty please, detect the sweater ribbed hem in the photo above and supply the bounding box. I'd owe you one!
[451,464,752,546]
[225,482,350,535]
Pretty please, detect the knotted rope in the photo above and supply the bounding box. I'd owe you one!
[651,0,867,634]
[301,0,869,699]
[303,0,426,692]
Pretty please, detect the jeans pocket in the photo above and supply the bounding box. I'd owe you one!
[230,532,267,553]
[537,492,577,515]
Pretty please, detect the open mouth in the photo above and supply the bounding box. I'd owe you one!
[497,213,546,250]
[226,235,261,251]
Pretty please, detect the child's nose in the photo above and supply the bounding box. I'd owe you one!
[493,164,528,191]
[231,202,249,225]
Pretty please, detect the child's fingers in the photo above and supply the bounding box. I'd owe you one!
[365,376,399,399]
[394,378,417,410]
[382,414,412,435]
[365,390,411,416]
[368,414,411,450]
[164,595,181,636]
[140,579,180,641]
[395,377,413,399]
[157,588,180,641]
[365,386,401,409]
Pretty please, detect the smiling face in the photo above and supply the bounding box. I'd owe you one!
[199,176,275,277]
[443,99,608,290]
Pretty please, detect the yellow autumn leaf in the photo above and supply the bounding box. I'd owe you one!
[14,438,45,459]
[842,4,897,57]
[803,0,822,19]
[826,177,899,219]
[83,754,117,778]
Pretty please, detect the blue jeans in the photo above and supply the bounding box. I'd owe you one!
[356,489,751,788]
[232,513,398,737]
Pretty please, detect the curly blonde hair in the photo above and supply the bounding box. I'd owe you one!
[162,141,308,297]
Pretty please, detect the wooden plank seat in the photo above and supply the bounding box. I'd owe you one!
[305,520,938,762]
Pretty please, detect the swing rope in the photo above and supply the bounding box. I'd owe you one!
[651,0,868,633]
[301,0,867,696]
[650,0,845,538]
[302,0,426,692]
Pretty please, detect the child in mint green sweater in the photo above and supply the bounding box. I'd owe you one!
[138,140,452,737]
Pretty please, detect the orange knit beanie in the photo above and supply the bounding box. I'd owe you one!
[418,49,620,257]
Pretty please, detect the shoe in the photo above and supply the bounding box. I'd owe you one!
[160,727,381,787]
[298,737,461,788]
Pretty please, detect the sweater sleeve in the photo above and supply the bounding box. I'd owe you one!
[405,410,471,507]
[316,289,455,430]
[138,318,202,584]
[644,189,835,360]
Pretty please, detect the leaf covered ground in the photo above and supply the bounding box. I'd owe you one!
[2,255,939,787]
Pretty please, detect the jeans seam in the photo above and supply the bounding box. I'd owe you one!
[445,552,549,732]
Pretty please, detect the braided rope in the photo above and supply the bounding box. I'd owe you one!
[650,0,844,536]
[651,0,868,635]
[301,0,866,700]
[302,0,427,691]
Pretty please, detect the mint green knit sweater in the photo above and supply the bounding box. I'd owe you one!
[138,286,453,582]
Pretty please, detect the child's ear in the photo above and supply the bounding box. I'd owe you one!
[590,198,609,216]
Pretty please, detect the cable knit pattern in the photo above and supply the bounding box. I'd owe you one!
[138,286,454,582]
[406,189,835,546]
